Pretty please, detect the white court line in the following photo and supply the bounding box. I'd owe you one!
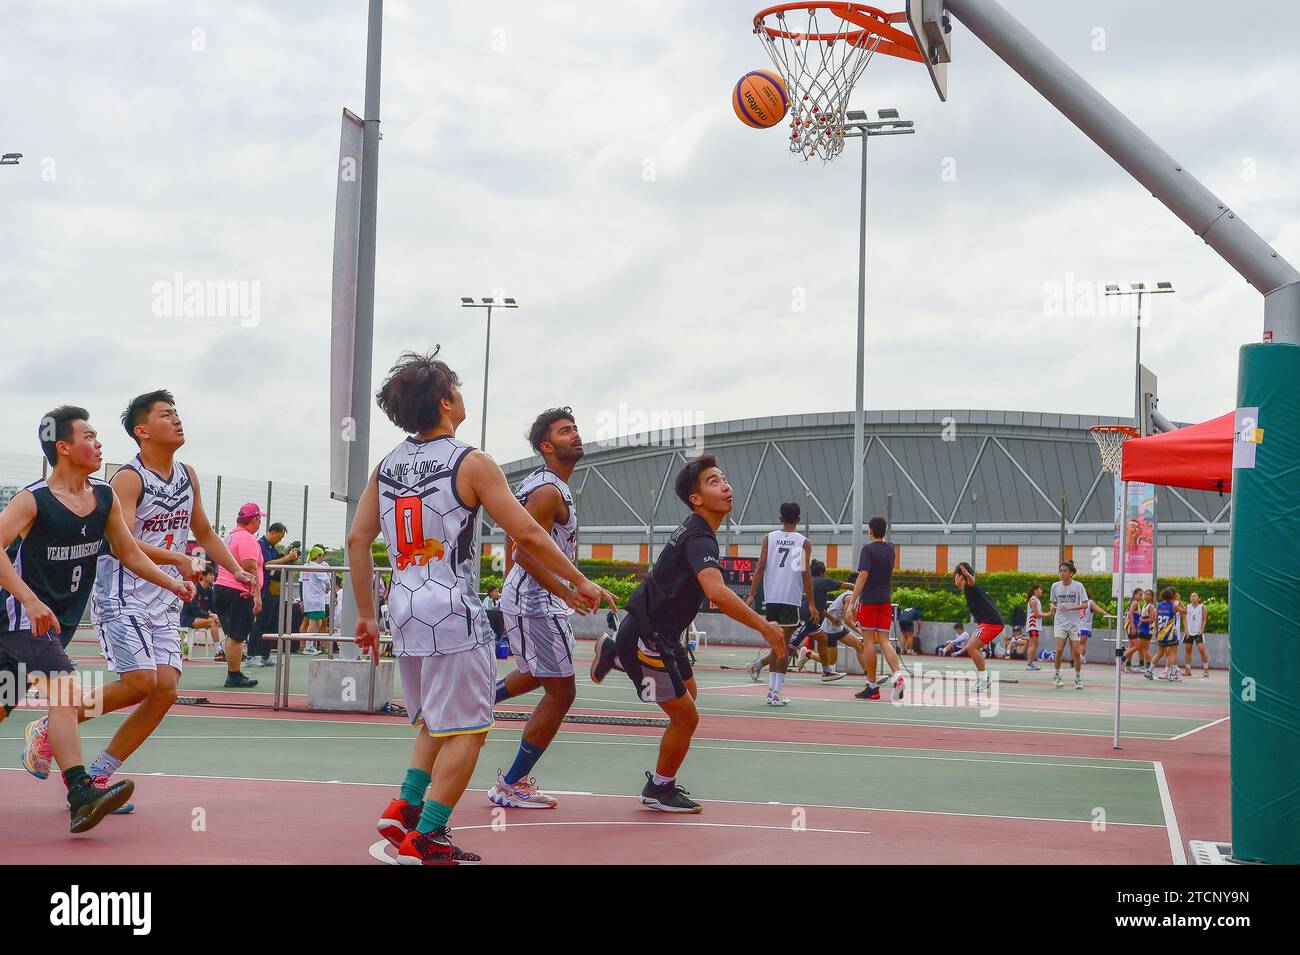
[1153,760,1187,865]
[1169,716,1229,741]
[0,766,1163,828]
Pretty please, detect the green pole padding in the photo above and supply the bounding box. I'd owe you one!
[1230,342,1300,864]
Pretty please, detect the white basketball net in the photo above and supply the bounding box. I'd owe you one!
[1089,428,1137,476]
[754,8,883,162]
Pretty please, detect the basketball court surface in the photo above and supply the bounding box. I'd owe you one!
[0,632,1228,865]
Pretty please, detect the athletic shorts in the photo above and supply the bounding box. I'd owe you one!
[0,629,75,680]
[615,613,693,704]
[1157,633,1180,648]
[1184,633,1204,645]
[822,628,847,646]
[856,603,892,631]
[1054,621,1082,642]
[974,623,1005,646]
[304,609,328,621]
[398,643,495,737]
[504,612,576,679]
[97,614,183,674]
[765,603,799,626]
[1080,629,1091,639]
[213,585,255,642]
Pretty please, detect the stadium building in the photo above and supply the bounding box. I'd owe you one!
[489,409,1231,578]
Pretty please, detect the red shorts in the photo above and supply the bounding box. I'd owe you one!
[975,623,1005,645]
[856,603,892,631]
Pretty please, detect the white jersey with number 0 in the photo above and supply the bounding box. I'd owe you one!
[763,529,807,607]
[1186,602,1204,636]
[499,467,578,617]
[377,435,491,656]
[93,456,192,622]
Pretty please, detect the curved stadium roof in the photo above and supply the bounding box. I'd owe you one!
[488,410,1231,547]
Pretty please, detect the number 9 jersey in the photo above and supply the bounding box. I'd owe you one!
[378,435,492,656]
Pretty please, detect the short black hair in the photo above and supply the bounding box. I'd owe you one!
[268,522,287,534]
[1059,560,1077,573]
[674,454,719,509]
[955,561,975,582]
[376,348,461,435]
[845,570,859,585]
[121,389,175,445]
[528,407,575,454]
[779,502,800,524]
[39,405,89,466]
[809,558,825,576]
[868,516,887,538]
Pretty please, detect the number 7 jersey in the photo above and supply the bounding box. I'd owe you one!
[377,435,491,656]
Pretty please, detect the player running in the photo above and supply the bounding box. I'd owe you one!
[350,351,614,865]
[951,562,1004,695]
[590,455,785,812]
[745,503,818,705]
[490,407,588,809]
[4,406,193,833]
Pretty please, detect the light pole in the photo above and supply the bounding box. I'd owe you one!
[1104,281,1174,586]
[844,108,915,568]
[0,153,22,166]
[460,295,518,591]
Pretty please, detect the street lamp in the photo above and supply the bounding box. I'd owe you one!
[842,109,915,568]
[460,294,519,590]
[0,153,22,166]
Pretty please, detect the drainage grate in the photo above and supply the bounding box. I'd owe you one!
[494,709,669,728]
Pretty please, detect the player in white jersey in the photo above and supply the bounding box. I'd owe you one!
[490,408,587,809]
[1049,561,1090,689]
[745,503,817,705]
[71,391,257,809]
[348,350,615,865]
[1023,584,1048,671]
[1182,591,1209,677]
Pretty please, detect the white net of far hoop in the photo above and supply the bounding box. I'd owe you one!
[1089,426,1138,476]
[752,5,903,162]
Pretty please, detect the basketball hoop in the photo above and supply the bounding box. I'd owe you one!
[1088,425,1139,476]
[752,3,924,162]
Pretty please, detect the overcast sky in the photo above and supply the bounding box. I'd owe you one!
[3,0,1297,485]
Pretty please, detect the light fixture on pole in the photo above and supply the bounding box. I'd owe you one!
[0,153,22,166]
[843,108,916,569]
[460,294,519,591]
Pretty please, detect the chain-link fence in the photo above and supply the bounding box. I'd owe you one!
[1,450,348,548]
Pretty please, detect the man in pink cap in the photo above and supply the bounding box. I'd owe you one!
[212,503,265,686]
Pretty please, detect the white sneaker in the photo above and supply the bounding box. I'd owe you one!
[765,690,790,707]
[890,673,906,701]
[974,674,991,694]
[487,772,558,809]
[747,658,764,683]
[820,671,846,683]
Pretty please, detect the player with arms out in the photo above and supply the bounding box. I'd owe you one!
[490,407,592,810]
[952,562,1004,695]
[3,407,193,832]
[348,351,614,865]
[745,502,818,705]
[590,455,785,811]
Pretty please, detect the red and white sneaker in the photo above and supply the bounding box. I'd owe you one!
[890,673,906,702]
[396,828,482,865]
[21,717,52,779]
[487,772,558,809]
[376,798,421,848]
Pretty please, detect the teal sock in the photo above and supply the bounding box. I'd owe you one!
[416,799,453,835]
[399,767,431,806]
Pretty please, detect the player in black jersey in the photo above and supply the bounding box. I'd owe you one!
[0,407,194,833]
[589,455,784,812]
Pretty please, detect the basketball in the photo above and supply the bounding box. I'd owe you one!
[732,69,788,128]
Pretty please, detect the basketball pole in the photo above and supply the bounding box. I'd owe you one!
[850,128,868,570]
[338,0,383,656]
[1112,475,1128,750]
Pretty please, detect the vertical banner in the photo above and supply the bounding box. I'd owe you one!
[1112,476,1155,596]
[329,108,364,501]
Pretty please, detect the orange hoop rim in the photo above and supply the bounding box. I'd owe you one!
[752,2,925,62]
[1088,425,1140,437]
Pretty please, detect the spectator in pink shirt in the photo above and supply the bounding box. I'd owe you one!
[212,503,265,687]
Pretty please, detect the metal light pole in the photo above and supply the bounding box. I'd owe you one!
[0,153,21,166]
[844,109,915,567]
[460,295,519,592]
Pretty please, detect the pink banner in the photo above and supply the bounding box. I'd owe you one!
[1112,477,1155,596]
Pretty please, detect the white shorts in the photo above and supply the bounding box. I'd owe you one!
[1054,621,1082,642]
[504,612,576,679]
[97,614,184,674]
[398,643,495,737]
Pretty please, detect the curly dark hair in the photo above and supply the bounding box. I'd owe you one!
[527,407,575,454]
[375,348,461,434]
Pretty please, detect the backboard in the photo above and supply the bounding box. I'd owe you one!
[1138,363,1158,437]
[905,0,950,101]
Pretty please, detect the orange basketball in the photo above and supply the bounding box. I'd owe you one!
[733,69,789,129]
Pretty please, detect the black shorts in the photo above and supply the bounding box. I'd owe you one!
[0,629,76,680]
[765,603,799,626]
[615,613,694,704]
[822,628,847,646]
[1184,634,1204,645]
[213,585,255,642]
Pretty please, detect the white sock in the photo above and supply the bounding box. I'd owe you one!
[652,773,674,787]
[770,672,785,692]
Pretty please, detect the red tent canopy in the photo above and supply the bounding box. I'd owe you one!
[1120,412,1234,493]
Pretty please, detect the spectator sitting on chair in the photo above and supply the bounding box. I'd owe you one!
[937,623,971,657]
[897,606,923,655]
[180,563,225,660]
